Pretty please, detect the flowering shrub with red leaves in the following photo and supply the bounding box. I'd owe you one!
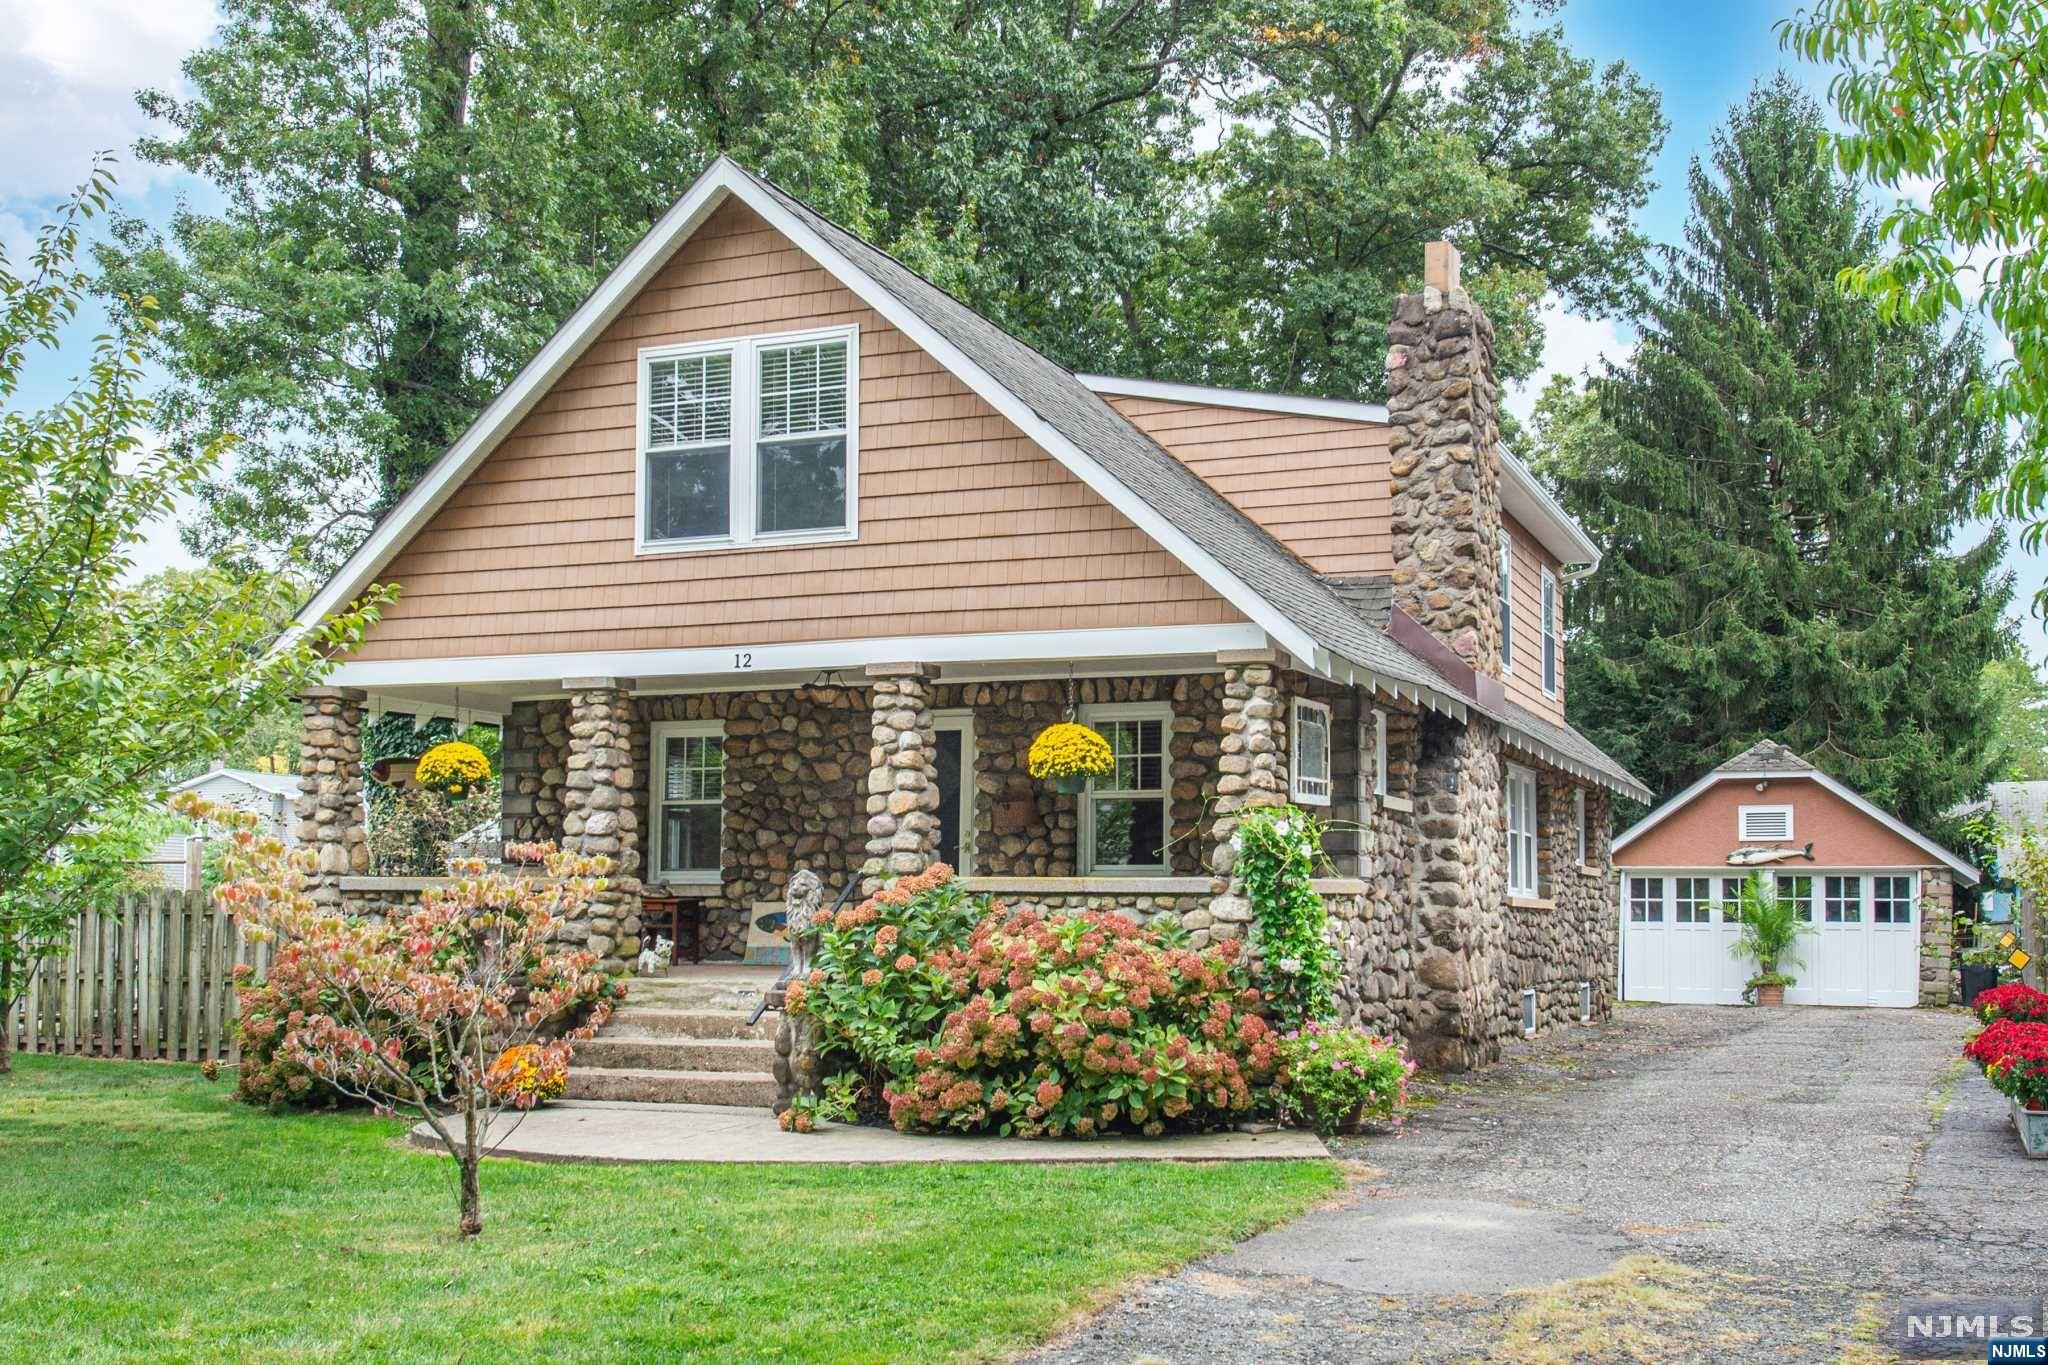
[791,864,1279,1137]
[1966,1017,2048,1110]
[175,793,621,1236]
[1974,981,2048,1025]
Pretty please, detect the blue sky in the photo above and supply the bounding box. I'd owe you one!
[4,0,2038,656]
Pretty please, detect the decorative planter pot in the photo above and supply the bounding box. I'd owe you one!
[1753,983,1786,1006]
[2012,1097,2048,1160]
[1961,965,2000,1010]
[1052,773,1089,795]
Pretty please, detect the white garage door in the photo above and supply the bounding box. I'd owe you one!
[1620,870,1920,1008]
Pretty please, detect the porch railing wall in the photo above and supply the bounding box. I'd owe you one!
[6,890,268,1063]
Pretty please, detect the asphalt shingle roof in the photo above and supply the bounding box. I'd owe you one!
[1714,740,1812,774]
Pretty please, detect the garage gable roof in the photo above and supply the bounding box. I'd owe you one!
[1614,742,1979,884]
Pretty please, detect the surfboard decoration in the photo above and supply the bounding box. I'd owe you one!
[1725,841,1815,866]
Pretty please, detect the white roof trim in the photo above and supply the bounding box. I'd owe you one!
[1079,373,1391,425]
[1079,374,1600,570]
[289,159,1316,663]
[167,768,298,797]
[1614,768,1979,884]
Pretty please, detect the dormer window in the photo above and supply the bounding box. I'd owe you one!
[637,325,858,553]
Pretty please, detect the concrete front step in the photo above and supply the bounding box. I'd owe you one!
[565,1066,777,1107]
[575,1034,776,1074]
[603,1007,774,1041]
[622,972,780,1012]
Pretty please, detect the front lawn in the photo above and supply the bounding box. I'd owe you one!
[0,1056,1339,1361]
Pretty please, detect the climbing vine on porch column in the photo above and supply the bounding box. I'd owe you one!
[1237,805,1336,1029]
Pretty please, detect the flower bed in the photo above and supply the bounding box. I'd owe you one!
[790,864,1280,1137]
[1973,981,2048,1025]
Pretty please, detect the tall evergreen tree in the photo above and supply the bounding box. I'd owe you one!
[1540,77,2013,827]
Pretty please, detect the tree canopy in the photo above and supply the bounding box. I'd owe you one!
[1536,77,2014,827]
[100,0,1664,572]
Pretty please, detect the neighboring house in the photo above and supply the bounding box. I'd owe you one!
[1615,741,1975,1008]
[281,158,1646,1071]
[141,764,300,890]
[1946,782,2048,978]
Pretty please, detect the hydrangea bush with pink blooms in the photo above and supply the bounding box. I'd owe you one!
[1273,1022,1413,1136]
[175,793,621,1237]
[789,864,1280,1138]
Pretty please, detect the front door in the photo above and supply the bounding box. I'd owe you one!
[931,712,975,875]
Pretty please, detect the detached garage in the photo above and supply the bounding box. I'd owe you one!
[1613,741,1976,1008]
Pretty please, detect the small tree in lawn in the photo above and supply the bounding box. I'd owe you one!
[0,163,388,1073]
[178,795,621,1238]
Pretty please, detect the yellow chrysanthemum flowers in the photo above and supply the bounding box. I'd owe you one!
[1027,722,1114,784]
[413,740,492,795]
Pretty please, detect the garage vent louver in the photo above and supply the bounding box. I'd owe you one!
[1738,805,1793,841]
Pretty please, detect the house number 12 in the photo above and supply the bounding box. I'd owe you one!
[734,652,753,669]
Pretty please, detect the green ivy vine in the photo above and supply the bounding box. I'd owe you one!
[1235,804,1337,1029]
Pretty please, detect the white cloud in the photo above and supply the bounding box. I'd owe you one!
[0,0,218,199]
[1505,297,1633,424]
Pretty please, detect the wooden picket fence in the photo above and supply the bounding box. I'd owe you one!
[7,890,273,1063]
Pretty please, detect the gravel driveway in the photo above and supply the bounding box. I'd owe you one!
[1029,1006,2040,1363]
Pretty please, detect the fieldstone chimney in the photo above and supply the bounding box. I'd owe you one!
[1385,240,1505,675]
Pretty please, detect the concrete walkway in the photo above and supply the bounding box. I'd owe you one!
[414,1099,1329,1164]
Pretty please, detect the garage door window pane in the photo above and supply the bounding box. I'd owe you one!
[1629,877,1663,923]
[1719,877,1746,921]
[1675,877,1712,923]
[1873,876,1913,924]
[1776,874,1813,921]
[1824,875,1862,923]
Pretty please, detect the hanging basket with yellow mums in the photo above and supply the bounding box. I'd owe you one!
[413,740,492,797]
[1027,721,1115,794]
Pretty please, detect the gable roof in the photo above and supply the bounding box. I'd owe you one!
[1614,740,1979,883]
[288,156,1644,796]
[168,766,299,799]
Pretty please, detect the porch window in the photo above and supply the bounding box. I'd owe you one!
[1873,875,1914,924]
[1541,568,1558,697]
[1081,705,1170,873]
[1289,698,1332,806]
[1506,763,1539,897]
[652,721,724,883]
[638,325,857,552]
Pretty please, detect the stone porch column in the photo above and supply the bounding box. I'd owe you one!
[862,664,939,893]
[1919,869,1955,1007]
[1206,651,1290,942]
[560,679,642,964]
[295,687,368,910]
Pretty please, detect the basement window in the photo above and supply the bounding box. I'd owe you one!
[638,325,858,553]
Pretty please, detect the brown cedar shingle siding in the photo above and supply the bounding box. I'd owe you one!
[1104,396,1394,577]
[1503,511,1565,722]
[347,200,1243,663]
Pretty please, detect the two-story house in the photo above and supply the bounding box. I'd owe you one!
[286,158,1648,1072]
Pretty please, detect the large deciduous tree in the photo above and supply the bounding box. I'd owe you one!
[1539,79,2013,827]
[0,167,388,1071]
[1780,1,2048,608]
[104,0,1662,572]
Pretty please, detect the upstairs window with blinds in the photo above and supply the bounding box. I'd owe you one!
[1739,804,1794,841]
[638,326,857,551]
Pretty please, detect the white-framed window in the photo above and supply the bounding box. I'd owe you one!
[1739,804,1794,841]
[1628,875,1663,922]
[1506,762,1539,897]
[1824,874,1863,923]
[1775,872,1814,921]
[1573,786,1587,864]
[1675,876,1713,923]
[1498,530,1514,673]
[1541,567,1558,697]
[1290,697,1332,806]
[651,721,725,883]
[1080,704,1171,873]
[1372,708,1389,799]
[636,324,858,553]
[1873,874,1914,924]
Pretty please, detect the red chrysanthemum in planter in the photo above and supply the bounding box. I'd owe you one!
[1974,981,2048,1025]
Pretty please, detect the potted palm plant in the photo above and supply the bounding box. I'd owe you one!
[1724,873,1812,1006]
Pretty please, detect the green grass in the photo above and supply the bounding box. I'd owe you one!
[0,1056,1339,1362]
